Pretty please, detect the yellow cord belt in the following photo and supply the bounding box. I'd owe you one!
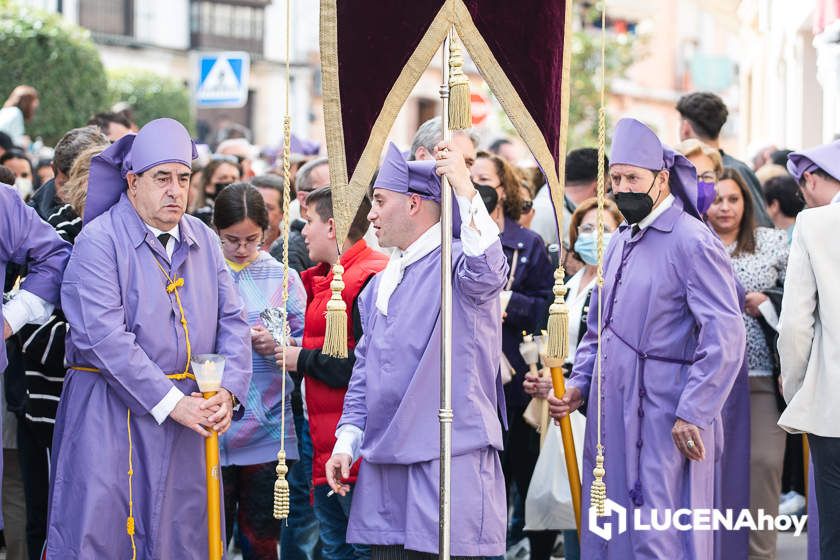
[71,258,193,559]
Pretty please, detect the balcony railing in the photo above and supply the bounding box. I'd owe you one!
[190,0,266,55]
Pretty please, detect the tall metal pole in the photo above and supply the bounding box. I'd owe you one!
[438,29,453,560]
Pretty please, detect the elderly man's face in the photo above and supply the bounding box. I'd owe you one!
[257,186,282,244]
[298,162,330,219]
[127,162,191,230]
[415,133,476,168]
[308,163,330,190]
[609,164,660,194]
[451,133,476,168]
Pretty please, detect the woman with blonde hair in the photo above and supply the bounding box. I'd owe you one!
[62,145,106,218]
[676,138,723,214]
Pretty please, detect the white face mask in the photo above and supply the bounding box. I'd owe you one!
[14,177,33,200]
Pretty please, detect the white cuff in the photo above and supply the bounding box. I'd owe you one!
[456,193,500,257]
[153,386,185,424]
[2,290,55,334]
[333,424,364,461]
[758,299,780,331]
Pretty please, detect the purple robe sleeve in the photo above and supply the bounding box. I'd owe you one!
[455,240,509,304]
[4,186,70,304]
[675,236,745,428]
[338,280,374,431]
[212,243,252,408]
[61,234,181,415]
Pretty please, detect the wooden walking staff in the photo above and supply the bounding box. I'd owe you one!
[543,0,583,535]
[191,354,227,560]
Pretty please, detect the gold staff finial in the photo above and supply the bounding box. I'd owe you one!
[447,30,471,131]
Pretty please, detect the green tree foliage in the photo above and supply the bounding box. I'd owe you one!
[490,13,638,152]
[0,3,108,145]
[107,69,195,133]
[568,24,637,151]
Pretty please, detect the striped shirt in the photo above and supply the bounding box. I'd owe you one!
[219,251,305,465]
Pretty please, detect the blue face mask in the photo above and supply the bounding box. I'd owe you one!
[574,232,613,266]
[696,181,717,214]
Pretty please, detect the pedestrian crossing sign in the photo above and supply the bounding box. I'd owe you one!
[195,52,250,108]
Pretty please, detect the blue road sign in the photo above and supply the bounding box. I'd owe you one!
[195,51,250,108]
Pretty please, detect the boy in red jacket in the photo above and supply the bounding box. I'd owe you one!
[277,186,387,559]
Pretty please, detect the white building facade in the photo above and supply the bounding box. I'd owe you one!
[739,0,840,153]
[21,0,320,147]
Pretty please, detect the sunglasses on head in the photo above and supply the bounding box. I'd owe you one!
[210,154,245,165]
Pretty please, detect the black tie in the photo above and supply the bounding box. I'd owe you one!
[632,225,641,236]
[157,233,171,249]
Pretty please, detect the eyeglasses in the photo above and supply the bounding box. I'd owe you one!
[220,237,263,250]
[697,172,718,183]
[578,223,616,235]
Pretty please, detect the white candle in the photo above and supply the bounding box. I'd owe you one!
[197,359,222,393]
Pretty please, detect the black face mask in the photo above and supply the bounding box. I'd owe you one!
[614,172,661,225]
[207,182,232,201]
[474,182,499,214]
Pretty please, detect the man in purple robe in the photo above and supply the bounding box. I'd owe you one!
[549,118,744,559]
[45,118,251,559]
[1,182,70,531]
[1,185,70,371]
[324,141,508,558]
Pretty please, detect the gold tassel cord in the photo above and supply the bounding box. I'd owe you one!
[545,268,570,362]
[274,450,290,519]
[274,0,293,520]
[447,30,471,131]
[591,0,609,516]
[322,264,348,358]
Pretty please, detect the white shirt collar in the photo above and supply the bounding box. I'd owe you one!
[831,190,840,205]
[146,223,179,259]
[376,222,442,316]
[637,194,675,230]
[146,223,180,239]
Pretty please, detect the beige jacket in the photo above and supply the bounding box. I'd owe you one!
[778,204,840,436]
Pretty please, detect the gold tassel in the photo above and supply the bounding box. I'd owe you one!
[591,448,607,516]
[447,32,471,131]
[322,263,348,358]
[546,268,570,361]
[273,449,290,520]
